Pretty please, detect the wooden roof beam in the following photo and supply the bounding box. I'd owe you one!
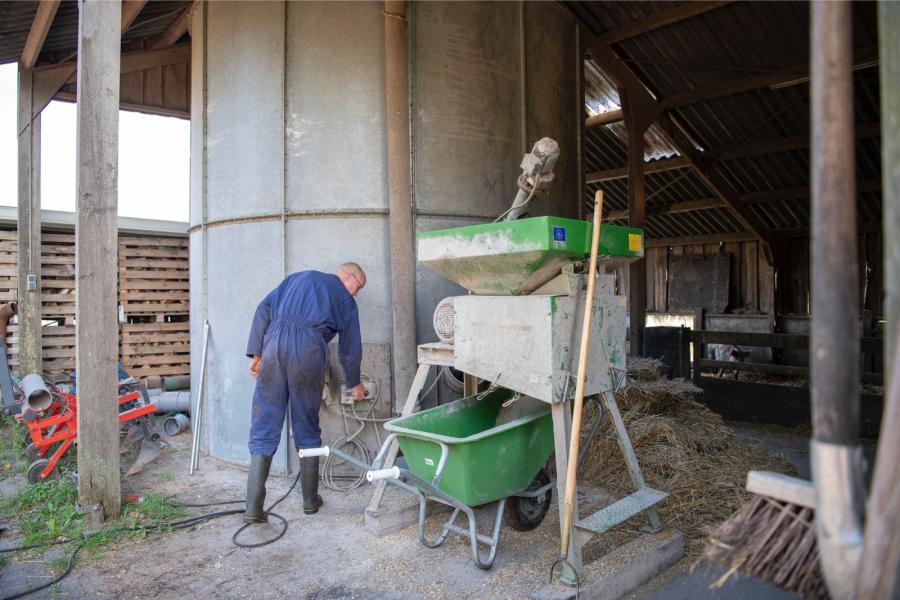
[20,0,61,69]
[656,111,776,253]
[152,2,196,49]
[585,50,879,128]
[714,122,881,160]
[587,156,690,183]
[597,1,733,45]
[605,197,724,221]
[122,0,149,33]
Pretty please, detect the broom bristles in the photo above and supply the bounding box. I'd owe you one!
[705,495,827,599]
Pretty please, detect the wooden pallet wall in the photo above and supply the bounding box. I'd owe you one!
[1,228,189,378]
[616,240,776,315]
[616,235,883,318]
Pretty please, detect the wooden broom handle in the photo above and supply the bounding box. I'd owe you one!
[559,190,604,559]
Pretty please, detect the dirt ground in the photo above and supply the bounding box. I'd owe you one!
[0,419,822,600]
[1,430,663,600]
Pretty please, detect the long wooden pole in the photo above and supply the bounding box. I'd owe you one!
[559,189,604,559]
[75,0,122,523]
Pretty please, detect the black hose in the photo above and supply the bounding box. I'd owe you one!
[0,470,304,599]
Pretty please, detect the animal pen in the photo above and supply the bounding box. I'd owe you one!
[0,1,898,599]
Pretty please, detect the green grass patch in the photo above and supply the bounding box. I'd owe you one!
[0,413,27,470]
[0,479,188,554]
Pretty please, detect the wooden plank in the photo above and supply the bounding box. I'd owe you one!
[122,280,190,290]
[125,365,189,377]
[703,243,719,256]
[645,247,656,312]
[653,246,667,312]
[122,322,189,332]
[700,359,883,385]
[743,241,758,310]
[760,252,775,314]
[75,0,122,522]
[586,156,690,183]
[120,236,188,248]
[21,0,62,69]
[790,238,809,314]
[724,242,741,310]
[645,231,756,248]
[596,1,733,45]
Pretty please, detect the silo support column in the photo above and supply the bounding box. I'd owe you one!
[384,0,417,406]
[75,0,122,523]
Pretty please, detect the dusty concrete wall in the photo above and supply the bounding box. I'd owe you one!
[412,1,580,343]
[192,0,580,468]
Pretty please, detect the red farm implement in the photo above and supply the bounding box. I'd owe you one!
[19,380,162,483]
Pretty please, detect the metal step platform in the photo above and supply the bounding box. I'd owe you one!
[576,487,668,535]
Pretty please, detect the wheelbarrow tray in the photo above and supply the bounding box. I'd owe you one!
[384,388,554,507]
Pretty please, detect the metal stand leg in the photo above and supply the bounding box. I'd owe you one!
[366,363,431,514]
[551,400,583,585]
[602,391,662,532]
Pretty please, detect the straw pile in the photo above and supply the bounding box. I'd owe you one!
[578,357,796,557]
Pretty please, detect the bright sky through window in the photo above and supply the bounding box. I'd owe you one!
[0,62,189,222]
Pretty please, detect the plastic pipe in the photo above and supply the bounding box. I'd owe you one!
[162,413,190,436]
[21,373,52,411]
[151,390,191,413]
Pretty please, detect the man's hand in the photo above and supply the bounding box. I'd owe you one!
[351,383,366,401]
[249,355,262,379]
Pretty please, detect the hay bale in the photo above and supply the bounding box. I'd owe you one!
[578,365,795,557]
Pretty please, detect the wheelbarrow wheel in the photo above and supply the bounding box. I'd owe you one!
[505,468,552,532]
[27,458,59,484]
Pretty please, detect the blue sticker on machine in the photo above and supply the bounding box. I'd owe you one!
[552,227,566,242]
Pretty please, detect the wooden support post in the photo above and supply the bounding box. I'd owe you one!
[856,3,900,597]
[692,308,704,386]
[623,90,648,357]
[75,0,122,523]
[16,68,42,376]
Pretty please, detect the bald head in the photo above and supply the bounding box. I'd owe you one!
[336,262,366,297]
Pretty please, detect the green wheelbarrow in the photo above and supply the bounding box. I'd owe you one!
[300,387,556,569]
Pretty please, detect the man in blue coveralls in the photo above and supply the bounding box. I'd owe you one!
[243,263,367,523]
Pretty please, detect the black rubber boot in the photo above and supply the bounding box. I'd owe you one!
[300,456,324,515]
[243,454,272,524]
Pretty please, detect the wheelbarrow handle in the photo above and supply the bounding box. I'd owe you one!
[298,446,330,458]
[366,466,400,482]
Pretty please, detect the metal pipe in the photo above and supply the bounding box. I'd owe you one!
[384,0,418,413]
[189,319,210,475]
[810,3,864,597]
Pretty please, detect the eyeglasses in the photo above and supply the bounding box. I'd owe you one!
[348,271,364,291]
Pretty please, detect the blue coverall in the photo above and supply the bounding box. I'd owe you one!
[246,270,362,456]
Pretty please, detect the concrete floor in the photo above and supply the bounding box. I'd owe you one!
[0,421,825,599]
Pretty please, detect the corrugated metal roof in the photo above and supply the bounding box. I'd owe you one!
[574,0,882,240]
[0,0,192,66]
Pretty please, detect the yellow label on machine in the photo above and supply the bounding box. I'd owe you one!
[628,233,642,253]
